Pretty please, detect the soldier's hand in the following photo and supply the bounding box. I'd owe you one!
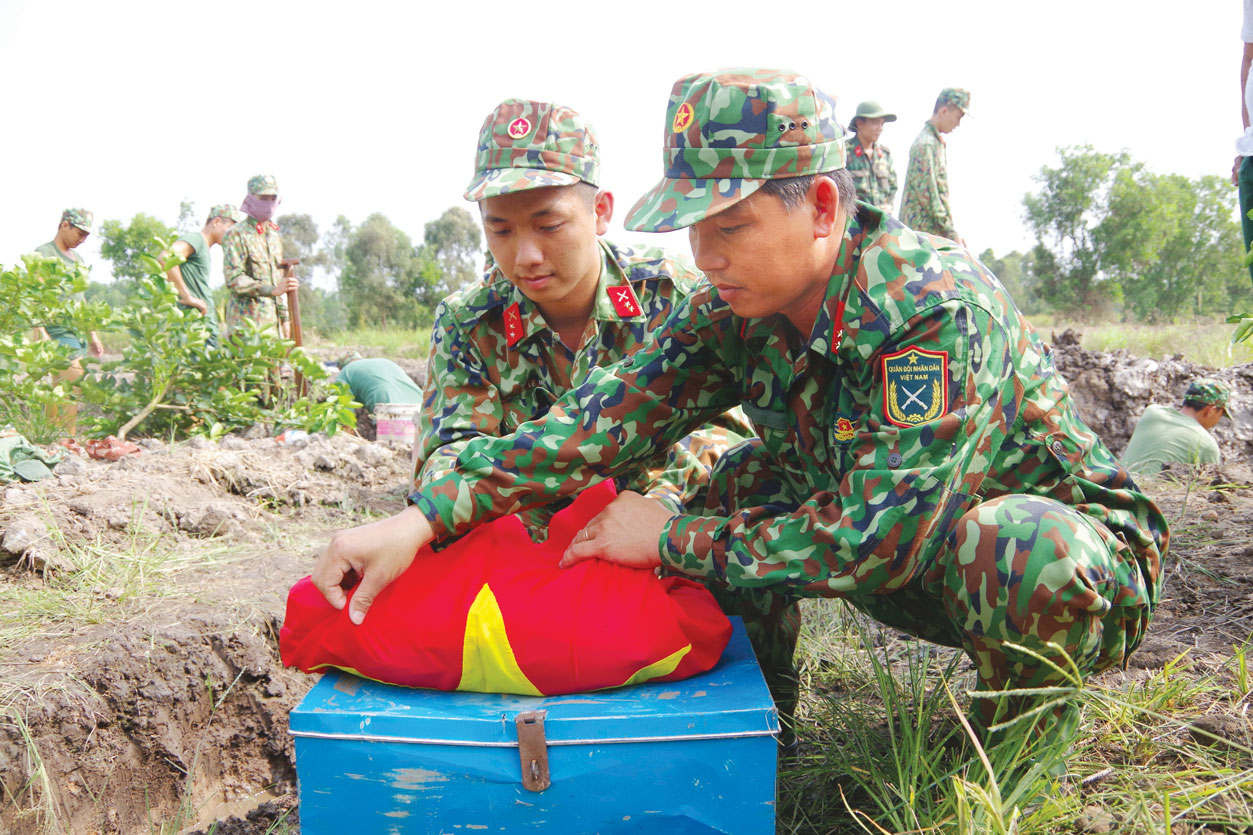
[88,333,105,358]
[312,505,435,625]
[559,491,671,570]
[1234,155,1245,187]
[184,298,208,315]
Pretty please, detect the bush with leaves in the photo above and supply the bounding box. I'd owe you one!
[2,249,359,443]
[0,255,111,443]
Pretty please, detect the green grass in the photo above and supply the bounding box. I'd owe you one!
[781,603,1253,834]
[1031,316,1253,368]
[307,326,431,360]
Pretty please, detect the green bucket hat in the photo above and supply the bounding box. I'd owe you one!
[207,203,246,223]
[463,99,601,202]
[247,174,279,196]
[936,87,972,117]
[61,207,93,233]
[1185,377,1233,417]
[624,68,845,233]
[848,100,896,132]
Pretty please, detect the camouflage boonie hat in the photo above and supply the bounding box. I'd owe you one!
[463,99,600,202]
[207,204,246,223]
[61,208,93,233]
[936,87,972,117]
[247,174,279,196]
[848,100,896,132]
[1184,377,1233,415]
[624,68,845,233]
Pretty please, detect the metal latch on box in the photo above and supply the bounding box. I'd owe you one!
[515,710,551,792]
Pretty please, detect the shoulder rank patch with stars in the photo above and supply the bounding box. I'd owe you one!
[608,283,642,318]
[504,302,524,348]
[881,347,949,428]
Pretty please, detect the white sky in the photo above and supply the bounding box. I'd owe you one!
[0,1,1240,288]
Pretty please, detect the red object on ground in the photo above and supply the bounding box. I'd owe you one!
[280,481,732,695]
[83,436,143,461]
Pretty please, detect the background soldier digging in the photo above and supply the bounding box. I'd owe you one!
[1121,377,1234,475]
[845,100,898,213]
[222,174,299,338]
[414,98,751,541]
[312,68,1167,767]
[164,204,244,348]
[900,87,970,245]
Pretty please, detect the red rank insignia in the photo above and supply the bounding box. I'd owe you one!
[608,284,642,318]
[504,302,524,347]
[832,299,846,353]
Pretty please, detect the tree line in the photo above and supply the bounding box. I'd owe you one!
[89,206,482,337]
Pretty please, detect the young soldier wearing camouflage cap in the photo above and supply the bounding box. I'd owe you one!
[413,98,749,538]
[222,174,299,338]
[1121,377,1234,474]
[899,87,970,245]
[846,100,898,213]
[33,208,104,359]
[164,204,245,348]
[32,208,104,434]
[313,70,1167,752]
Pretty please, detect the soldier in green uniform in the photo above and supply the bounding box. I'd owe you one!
[416,98,751,540]
[899,88,970,245]
[845,101,898,213]
[222,175,299,338]
[312,70,1166,749]
[33,208,104,359]
[31,207,104,435]
[164,204,244,347]
[1121,378,1232,475]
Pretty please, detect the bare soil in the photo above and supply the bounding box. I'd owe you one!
[0,342,1251,835]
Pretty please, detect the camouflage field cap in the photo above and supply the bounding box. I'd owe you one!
[849,100,897,131]
[247,174,279,196]
[624,68,845,233]
[463,99,601,202]
[1185,377,1233,415]
[207,204,246,223]
[936,87,972,117]
[61,208,93,233]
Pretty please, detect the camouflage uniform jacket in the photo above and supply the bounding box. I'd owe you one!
[409,207,1166,607]
[899,122,957,240]
[845,138,897,214]
[222,218,287,331]
[414,238,749,525]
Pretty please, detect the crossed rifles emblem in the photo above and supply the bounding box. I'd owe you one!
[899,383,928,411]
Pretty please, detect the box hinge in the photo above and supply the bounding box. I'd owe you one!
[515,710,551,792]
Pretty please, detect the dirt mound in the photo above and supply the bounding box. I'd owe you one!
[0,428,415,834]
[1050,328,1253,462]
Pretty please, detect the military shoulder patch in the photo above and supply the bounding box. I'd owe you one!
[881,347,949,428]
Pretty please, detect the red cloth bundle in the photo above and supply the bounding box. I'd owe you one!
[280,481,731,695]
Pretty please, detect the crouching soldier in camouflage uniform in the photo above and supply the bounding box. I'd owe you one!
[222,174,299,338]
[313,71,1167,756]
[415,98,751,540]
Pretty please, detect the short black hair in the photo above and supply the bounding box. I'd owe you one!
[758,170,858,216]
[1182,398,1216,412]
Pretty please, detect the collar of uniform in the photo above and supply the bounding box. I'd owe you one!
[925,120,945,146]
[809,210,861,357]
[591,239,646,323]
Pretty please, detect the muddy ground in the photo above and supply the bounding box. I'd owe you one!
[0,341,1251,835]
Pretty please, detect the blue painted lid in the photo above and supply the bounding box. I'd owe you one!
[290,618,779,746]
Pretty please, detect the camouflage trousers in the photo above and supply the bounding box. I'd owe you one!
[224,293,287,337]
[686,439,1156,733]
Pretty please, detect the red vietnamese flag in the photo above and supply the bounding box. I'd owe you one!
[280,482,732,695]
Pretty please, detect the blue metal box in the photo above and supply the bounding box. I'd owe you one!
[290,618,779,833]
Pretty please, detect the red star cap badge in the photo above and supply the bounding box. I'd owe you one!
[507,117,532,140]
[608,284,642,318]
[504,302,525,347]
